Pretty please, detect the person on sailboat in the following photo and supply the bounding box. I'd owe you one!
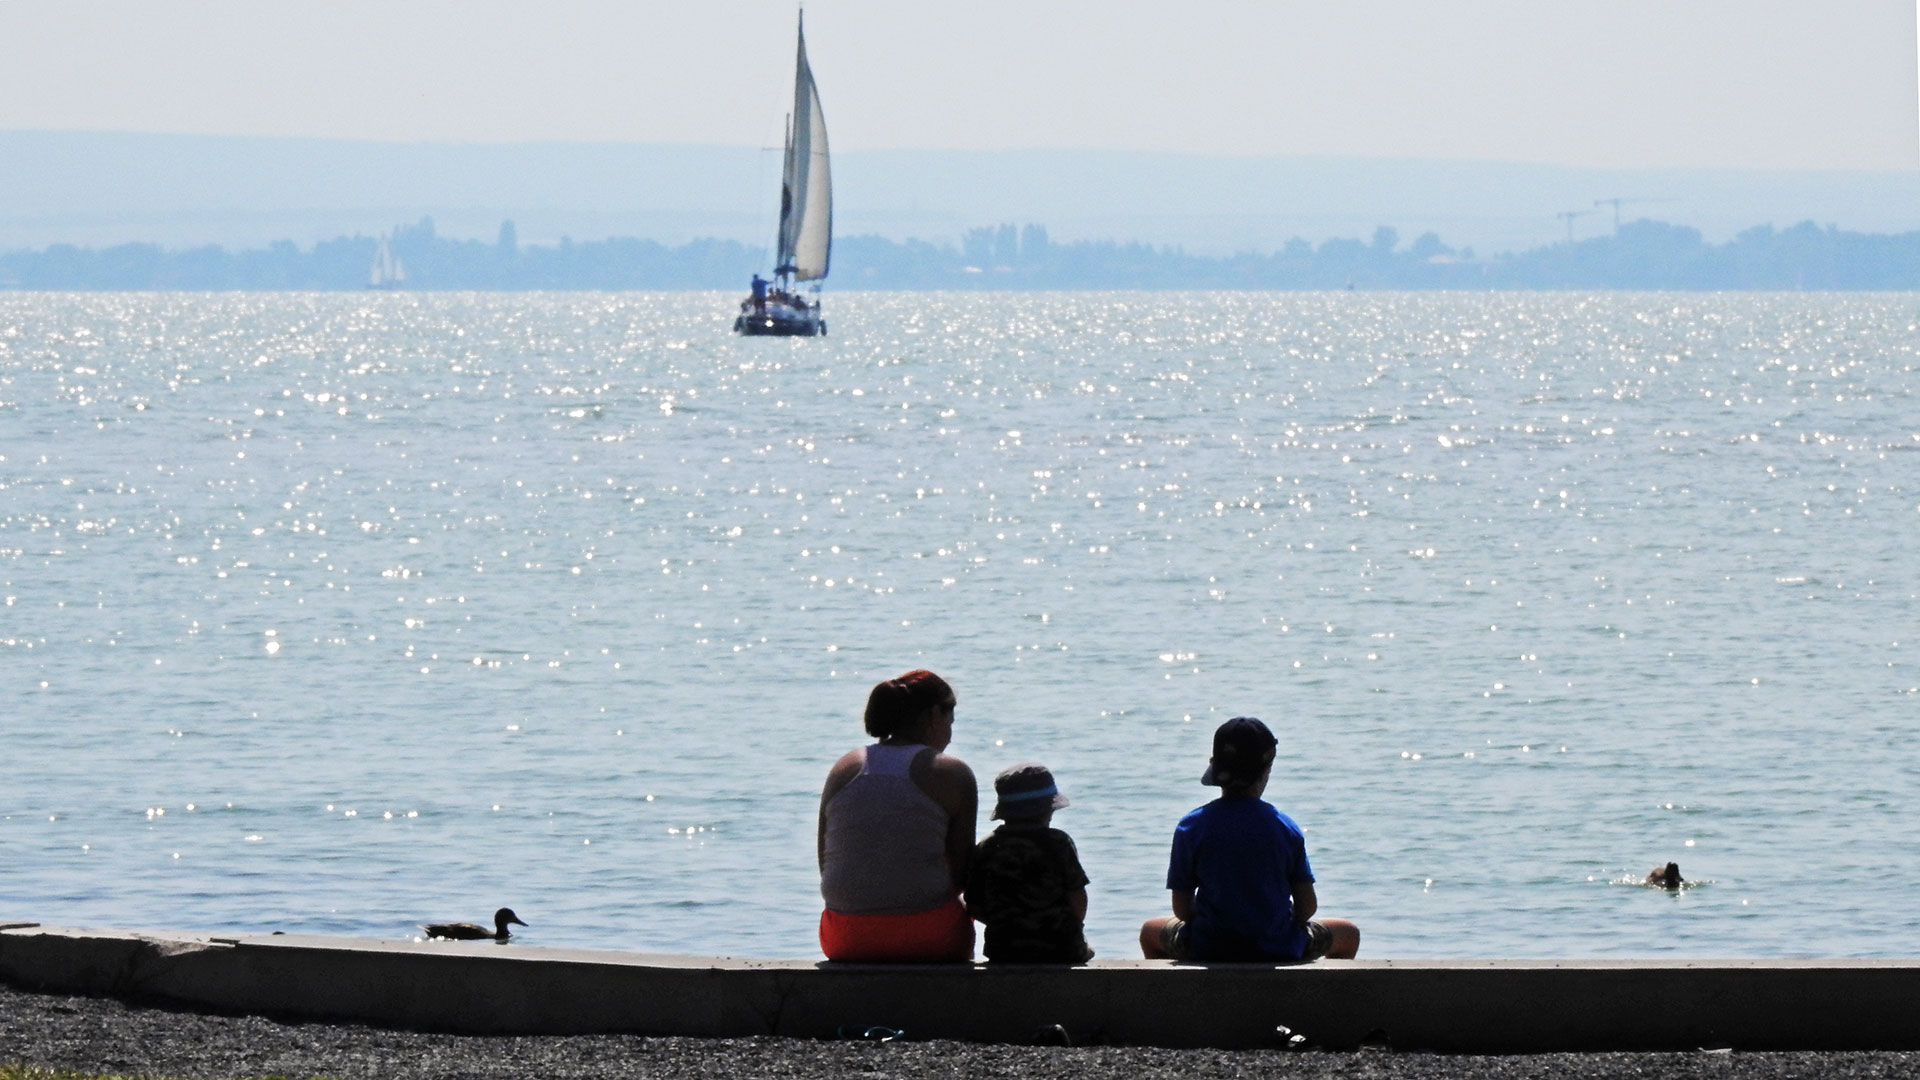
[751,274,769,313]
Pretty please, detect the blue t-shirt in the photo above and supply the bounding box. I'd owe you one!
[1165,796,1316,961]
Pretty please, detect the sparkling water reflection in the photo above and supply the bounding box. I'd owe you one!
[1,291,1916,958]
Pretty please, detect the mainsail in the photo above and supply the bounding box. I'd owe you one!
[369,235,405,289]
[775,17,831,282]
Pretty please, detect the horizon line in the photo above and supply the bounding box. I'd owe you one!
[2,214,1897,259]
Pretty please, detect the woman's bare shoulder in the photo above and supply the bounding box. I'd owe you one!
[929,752,975,780]
[821,746,867,797]
[921,751,977,800]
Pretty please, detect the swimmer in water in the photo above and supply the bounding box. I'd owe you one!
[1645,862,1683,889]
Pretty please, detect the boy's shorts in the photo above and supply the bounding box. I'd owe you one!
[1158,917,1333,963]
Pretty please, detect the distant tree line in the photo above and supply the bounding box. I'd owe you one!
[3,216,1918,291]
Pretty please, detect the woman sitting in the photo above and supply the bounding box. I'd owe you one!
[817,669,978,962]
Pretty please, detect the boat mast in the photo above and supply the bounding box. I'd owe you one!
[776,109,795,289]
[775,10,825,292]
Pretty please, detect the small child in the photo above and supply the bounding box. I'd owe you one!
[964,763,1095,964]
[1139,716,1359,963]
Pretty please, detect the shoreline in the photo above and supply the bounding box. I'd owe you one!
[9,924,1920,1061]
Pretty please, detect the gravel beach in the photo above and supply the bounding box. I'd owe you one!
[4,983,1919,1080]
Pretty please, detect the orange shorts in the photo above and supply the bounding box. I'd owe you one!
[819,898,974,963]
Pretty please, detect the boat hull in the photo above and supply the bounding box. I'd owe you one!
[734,308,825,337]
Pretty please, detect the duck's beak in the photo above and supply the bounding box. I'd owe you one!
[511,916,528,926]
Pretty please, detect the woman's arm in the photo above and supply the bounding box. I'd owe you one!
[816,748,865,872]
[920,752,979,892]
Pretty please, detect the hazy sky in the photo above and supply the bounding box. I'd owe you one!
[0,1,1913,170]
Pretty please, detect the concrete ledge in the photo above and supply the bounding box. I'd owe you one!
[4,922,1919,1051]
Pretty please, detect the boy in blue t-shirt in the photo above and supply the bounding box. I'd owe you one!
[1138,716,1360,962]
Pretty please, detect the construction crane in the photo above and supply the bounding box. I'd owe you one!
[1555,209,1594,244]
[1593,197,1675,232]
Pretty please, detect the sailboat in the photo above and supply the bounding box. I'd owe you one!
[735,15,830,337]
[368,234,405,291]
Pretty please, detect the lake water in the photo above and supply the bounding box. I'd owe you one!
[2,291,1916,959]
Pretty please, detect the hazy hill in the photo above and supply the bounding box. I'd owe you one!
[4,131,1920,256]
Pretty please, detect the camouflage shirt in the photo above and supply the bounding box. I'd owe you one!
[965,823,1093,963]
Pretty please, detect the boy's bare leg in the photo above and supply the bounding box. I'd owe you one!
[1320,918,1361,959]
[1139,916,1177,958]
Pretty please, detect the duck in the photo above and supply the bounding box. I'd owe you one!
[1645,862,1684,890]
[423,906,527,941]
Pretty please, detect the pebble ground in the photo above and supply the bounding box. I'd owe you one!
[3,983,1917,1080]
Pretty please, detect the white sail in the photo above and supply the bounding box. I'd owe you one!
[370,235,406,289]
[776,17,831,282]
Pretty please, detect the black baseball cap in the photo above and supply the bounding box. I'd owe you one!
[1201,716,1277,786]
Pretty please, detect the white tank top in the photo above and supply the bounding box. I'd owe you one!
[819,743,953,914]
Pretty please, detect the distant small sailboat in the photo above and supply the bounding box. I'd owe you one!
[368,234,406,291]
[423,906,526,941]
[735,14,830,337]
